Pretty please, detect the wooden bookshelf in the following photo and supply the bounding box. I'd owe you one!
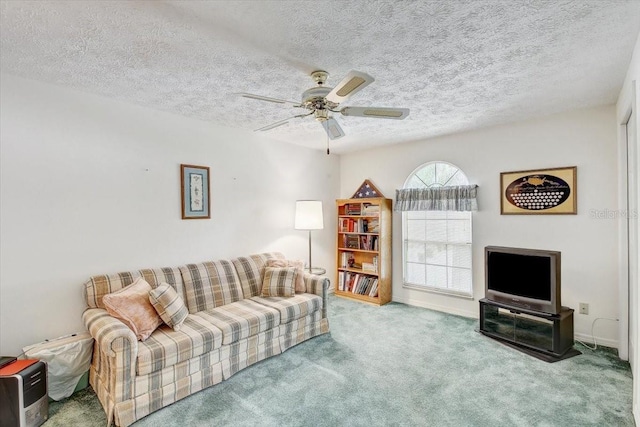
[335,197,392,306]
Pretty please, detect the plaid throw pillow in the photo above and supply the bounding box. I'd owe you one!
[266,259,306,293]
[149,283,189,331]
[261,267,297,297]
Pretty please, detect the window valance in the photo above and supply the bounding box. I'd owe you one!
[394,184,478,212]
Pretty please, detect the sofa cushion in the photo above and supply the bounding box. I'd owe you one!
[179,260,244,313]
[136,315,224,375]
[85,271,141,309]
[194,299,280,345]
[149,283,189,331]
[231,253,285,298]
[84,267,185,309]
[102,277,163,341]
[139,267,186,301]
[251,293,323,323]
[261,267,297,297]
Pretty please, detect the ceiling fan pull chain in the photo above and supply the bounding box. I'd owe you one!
[326,135,330,155]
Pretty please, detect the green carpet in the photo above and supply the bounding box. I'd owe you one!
[47,295,634,426]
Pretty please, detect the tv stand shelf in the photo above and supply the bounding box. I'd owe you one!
[479,298,578,362]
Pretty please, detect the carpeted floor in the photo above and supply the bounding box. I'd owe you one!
[46,295,634,426]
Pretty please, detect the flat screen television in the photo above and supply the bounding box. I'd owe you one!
[485,246,561,315]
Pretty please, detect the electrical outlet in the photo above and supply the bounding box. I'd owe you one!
[579,303,589,315]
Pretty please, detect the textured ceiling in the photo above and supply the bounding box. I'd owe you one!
[1,1,640,153]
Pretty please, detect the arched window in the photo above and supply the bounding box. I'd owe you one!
[401,162,473,297]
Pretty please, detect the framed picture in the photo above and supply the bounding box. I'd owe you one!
[180,164,210,219]
[500,166,577,215]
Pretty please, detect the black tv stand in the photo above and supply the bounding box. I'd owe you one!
[479,298,580,362]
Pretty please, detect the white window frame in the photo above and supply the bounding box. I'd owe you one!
[402,161,473,298]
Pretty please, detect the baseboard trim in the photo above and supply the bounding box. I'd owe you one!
[392,296,477,319]
[574,333,619,350]
[393,297,620,350]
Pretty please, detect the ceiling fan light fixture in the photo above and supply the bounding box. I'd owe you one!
[314,109,329,121]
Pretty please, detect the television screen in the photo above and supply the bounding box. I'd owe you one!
[487,252,552,301]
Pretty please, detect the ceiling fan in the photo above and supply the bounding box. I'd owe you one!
[238,70,409,153]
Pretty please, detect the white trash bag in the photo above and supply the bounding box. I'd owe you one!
[22,332,93,400]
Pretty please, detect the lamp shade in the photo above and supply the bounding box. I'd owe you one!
[295,200,324,230]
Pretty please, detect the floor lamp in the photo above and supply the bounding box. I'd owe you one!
[295,200,324,272]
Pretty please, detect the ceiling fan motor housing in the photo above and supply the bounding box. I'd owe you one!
[301,86,338,120]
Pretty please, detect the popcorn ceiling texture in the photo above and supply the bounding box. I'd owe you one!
[1,0,639,153]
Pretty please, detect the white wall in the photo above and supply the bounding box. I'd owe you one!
[616,30,640,426]
[0,74,340,355]
[341,105,620,347]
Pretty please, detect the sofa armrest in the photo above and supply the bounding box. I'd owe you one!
[83,308,138,404]
[303,273,329,318]
[83,308,138,358]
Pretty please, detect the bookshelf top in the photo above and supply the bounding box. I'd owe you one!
[336,197,390,204]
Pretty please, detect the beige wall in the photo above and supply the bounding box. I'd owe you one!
[341,105,619,347]
[0,74,340,354]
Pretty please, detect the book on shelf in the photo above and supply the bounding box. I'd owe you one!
[339,271,379,297]
[346,234,359,249]
[340,252,355,268]
[368,279,379,297]
[346,203,361,215]
[355,235,378,251]
[339,218,375,233]
[351,274,360,293]
[362,262,376,273]
[362,204,380,216]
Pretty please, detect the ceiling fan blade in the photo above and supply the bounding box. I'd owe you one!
[321,117,345,140]
[255,112,314,132]
[340,106,410,120]
[325,70,374,104]
[255,118,291,132]
[237,92,299,105]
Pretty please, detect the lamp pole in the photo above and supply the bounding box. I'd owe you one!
[308,230,312,272]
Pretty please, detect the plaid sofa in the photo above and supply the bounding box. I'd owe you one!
[82,253,330,427]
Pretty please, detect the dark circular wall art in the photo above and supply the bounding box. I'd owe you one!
[504,174,571,211]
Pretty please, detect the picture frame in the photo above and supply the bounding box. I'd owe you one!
[180,164,210,219]
[500,166,577,215]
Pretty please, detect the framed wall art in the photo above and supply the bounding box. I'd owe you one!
[500,166,577,215]
[181,164,210,219]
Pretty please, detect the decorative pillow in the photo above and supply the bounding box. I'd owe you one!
[266,259,306,293]
[149,283,189,331]
[102,277,163,341]
[261,267,297,297]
